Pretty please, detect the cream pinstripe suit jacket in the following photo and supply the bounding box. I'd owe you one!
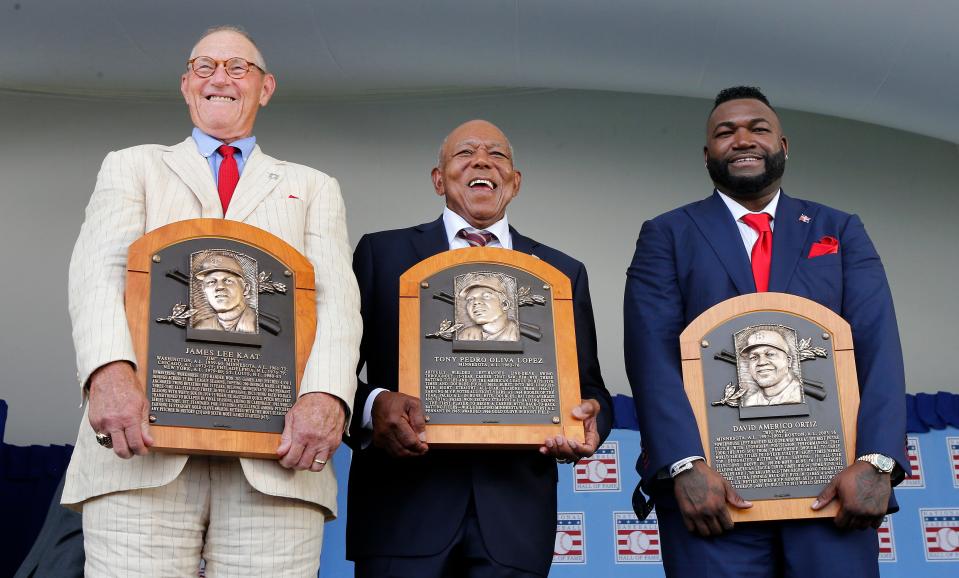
[62,137,362,517]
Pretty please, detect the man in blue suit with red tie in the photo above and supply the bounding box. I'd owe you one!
[346,119,613,577]
[624,86,907,577]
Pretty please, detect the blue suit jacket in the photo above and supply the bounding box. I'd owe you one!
[346,216,612,575]
[624,191,907,498]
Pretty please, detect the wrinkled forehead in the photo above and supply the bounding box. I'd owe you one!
[190,31,261,64]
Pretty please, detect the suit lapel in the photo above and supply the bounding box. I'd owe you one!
[769,192,817,292]
[162,138,222,217]
[224,145,283,222]
[411,216,450,260]
[510,227,541,256]
[686,192,755,294]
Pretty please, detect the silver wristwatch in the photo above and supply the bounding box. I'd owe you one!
[856,453,895,474]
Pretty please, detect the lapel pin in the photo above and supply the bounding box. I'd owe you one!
[799,214,811,223]
[268,172,279,180]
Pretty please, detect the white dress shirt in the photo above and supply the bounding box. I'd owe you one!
[361,208,513,431]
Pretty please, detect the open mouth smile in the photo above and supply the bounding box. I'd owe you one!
[468,178,496,190]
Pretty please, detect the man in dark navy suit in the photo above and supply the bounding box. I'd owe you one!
[346,119,613,577]
[624,86,907,577]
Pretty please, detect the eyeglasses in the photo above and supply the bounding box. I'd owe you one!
[187,56,264,79]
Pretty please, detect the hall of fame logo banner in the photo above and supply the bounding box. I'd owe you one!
[948,437,959,488]
[613,511,661,563]
[553,512,586,564]
[877,516,896,562]
[900,435,924,488]
[574,441,620,492]
[920,508,959,561]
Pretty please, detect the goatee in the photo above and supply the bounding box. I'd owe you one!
[706,149,786,200]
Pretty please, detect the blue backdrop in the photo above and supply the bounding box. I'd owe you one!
[319,427,959,577]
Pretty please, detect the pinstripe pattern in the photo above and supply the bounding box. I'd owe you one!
[63,138,361,521]
[83,457,325,577]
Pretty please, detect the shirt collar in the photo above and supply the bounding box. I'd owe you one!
[191,127,257,160]
[442,207,511,249]
[717,189,781,223]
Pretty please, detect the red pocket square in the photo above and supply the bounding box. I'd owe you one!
[288,195,300,200]
[808,236,839,258]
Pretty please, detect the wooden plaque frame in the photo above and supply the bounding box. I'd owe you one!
[399,248,584,448]
[126,218,316,458]
[680,292,860,521]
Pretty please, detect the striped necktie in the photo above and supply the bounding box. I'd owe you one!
[456,229,496,247]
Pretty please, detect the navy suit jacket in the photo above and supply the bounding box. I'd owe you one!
[624,191,907,498]
[346,216,612,575]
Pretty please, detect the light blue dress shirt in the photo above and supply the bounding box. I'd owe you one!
[191,127,257,184]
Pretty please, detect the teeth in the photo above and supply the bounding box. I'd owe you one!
[207,96,235,102]
[469,178,494,188]
[733,157,760,163]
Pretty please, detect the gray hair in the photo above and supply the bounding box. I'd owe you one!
[189,25,268,71]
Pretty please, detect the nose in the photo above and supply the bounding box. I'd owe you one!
[731,127,755,149]
[209,62,232,85]
[470,148,492,168]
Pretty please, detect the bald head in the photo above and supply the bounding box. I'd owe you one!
[189,25,267,71]
[431,119,522,229]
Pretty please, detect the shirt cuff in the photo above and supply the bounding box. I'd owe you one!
[363,388,388,430]
[668,456,706,478]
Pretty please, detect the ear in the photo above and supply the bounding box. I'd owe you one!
[180,73,191,106]
[511,169,522,199]
[780,136,789,158]
[258,74,277,107]
[431,167,445,197]
[703,145,709,165]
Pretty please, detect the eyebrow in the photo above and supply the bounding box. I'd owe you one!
[451,140,509,151]
[713,117,772,131]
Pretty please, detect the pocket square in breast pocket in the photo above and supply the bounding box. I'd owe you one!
[808,235,839,258]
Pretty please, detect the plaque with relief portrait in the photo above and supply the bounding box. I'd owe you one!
[399,247,585,447]
[124,219,316,458]
[680,293,861,522]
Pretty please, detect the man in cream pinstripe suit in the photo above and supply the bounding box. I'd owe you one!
[62,26,361,577]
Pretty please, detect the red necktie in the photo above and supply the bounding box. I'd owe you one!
[741,213,772,292]
[456,229,496,247]
[217,145,239,214]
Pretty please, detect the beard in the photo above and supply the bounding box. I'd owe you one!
[706,148,786,200]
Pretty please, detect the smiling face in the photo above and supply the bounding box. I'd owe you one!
[180,30,276,143]
[746,345,790,389]
[201,271,247,313]
[432,120,522,229]
[464,286,508,326]
[704,98,788,206]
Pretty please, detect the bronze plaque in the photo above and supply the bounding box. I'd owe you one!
[148,240,295,433]
[680,293,860,521]
[399,248,584,447]
[125,219,316,458]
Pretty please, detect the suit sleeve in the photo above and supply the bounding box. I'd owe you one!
[345,233,377,447]
[569,263,613,442]
[624,218,704,481]
[839,214,908,475]
[68,150,146,392]
[299,175,362,424]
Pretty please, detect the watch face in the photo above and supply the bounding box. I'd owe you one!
[876,455,895,472]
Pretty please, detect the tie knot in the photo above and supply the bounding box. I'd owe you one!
[741,212,772,233]
[217,144,238,159]
[457,229,496,247]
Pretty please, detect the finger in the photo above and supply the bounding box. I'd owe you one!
[276,414,293,457]
[407,401,427,437]
[834,506,851,530]
[812,481,837,510]
[693,517,712,537]
[393,422,426,452]
[724,484,753,509]
[308,453,329,472]
[280,440,305,469]
[296,444,323,470]
[110,428,132,459]
[705,514,725,536]
[123,424,147,456]
[681,513,695,533]
[571,399,599,420]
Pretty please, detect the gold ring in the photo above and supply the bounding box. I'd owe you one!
[313,458,327,465]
